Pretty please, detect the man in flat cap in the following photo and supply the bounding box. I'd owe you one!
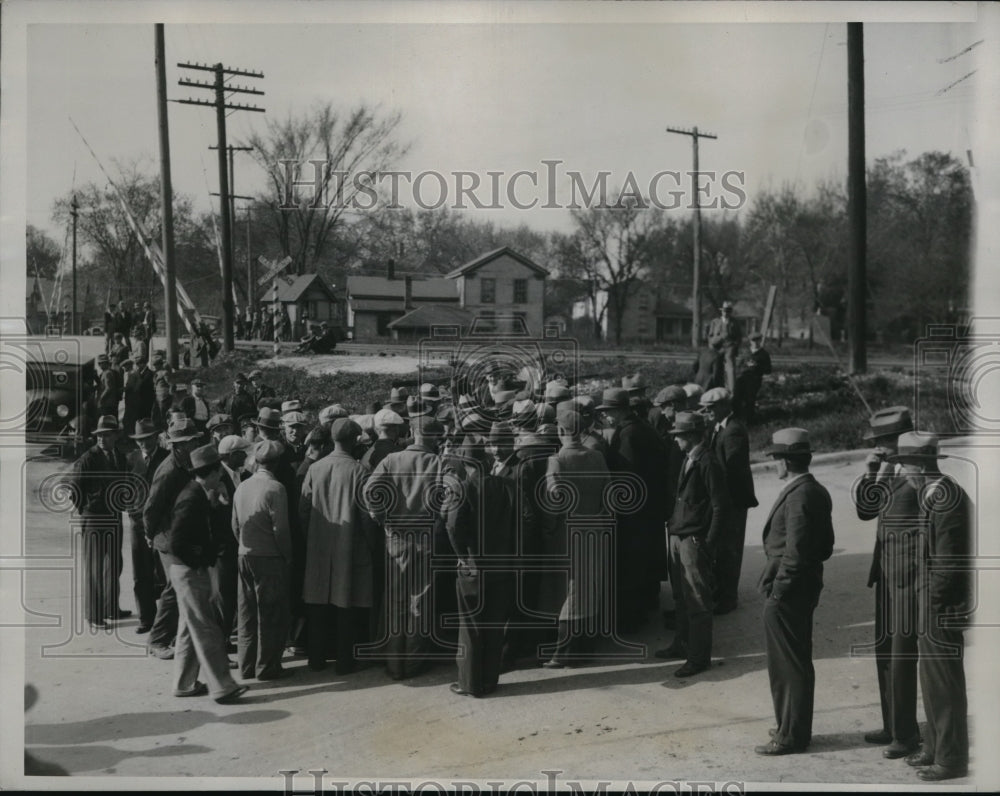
[707,300,742,393]
[362,408,407,470]
[144,418,203,658]
[68,415,130,629]
[755,428,834,755]
[207,414,234,448]
[649,385,688,446]
[165,443,248,704]
[852,406,922,751]
[232,439,294,681]
[890,433,971,782]
[299,418,378,674]
[597,387,670,633]
[365,415,451,680]
[216,374,256,428]
[249,370,275,407]
[179,378,212,434]
[281,411,309,465]
[622,373,652,419]
[701,386,758,615]
[655,411,728,677]
[126,419,169,634]
[734,332,772,423]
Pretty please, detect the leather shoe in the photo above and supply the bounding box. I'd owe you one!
[755,740,805,756]
[905,750,934,767]
[662,610,676,629]
[883,737,921,759]
[542,659,570,669]
[173,681,208,697]
[653,643,687,660]
[135,625,152,635]
[916,764,967,781]
[148,645,174,660]
[864,729,892,744]
[674,661,709,678]
[449,682,475,697]
[215,685,249,704]
[106,609,132,620]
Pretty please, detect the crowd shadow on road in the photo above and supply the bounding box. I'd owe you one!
[25,743,212,775]
[26,709,288,745]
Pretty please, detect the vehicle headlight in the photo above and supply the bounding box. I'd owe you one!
[57,404,70,418]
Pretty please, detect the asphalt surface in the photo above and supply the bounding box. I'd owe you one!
[11,440,998,789]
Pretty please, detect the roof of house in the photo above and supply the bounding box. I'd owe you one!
[347,275,458,301]
[444,246,549,280]
[386,304,474,330]
[350,299,410,313]
[271,273,338,303]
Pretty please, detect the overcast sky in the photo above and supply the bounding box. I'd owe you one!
[9,2,992,250]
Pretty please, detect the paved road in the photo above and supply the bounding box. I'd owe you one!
[12,442,996,788]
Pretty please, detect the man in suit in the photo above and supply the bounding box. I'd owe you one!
[755,428,834,755]
[126,419,169,633]
[96,354,122,419]
[654,411,729,677]
[735,332,772,423]
[165,443,248,704]
[210,435,247,645]
[891,433,972,782]
[598,387,670,632]
[852,406,921,751]
[181,378,212,433]
[68,415,131,629]
[701,387,758,615]
[216,373,257,428]
[707,300,742,393]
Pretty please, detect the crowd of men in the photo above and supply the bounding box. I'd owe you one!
[65,356,971,779]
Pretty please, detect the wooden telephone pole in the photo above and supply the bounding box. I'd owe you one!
[847,23,867,374]
[175,62,264,353]
[154,24,180,366]
[666,125,717,349]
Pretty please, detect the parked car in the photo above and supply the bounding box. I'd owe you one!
[25,342,98,458]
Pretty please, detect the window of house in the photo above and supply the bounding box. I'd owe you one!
[513,278,527,304]
[480,278,496,304]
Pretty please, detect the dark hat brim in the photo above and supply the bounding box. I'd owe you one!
[887,452,948,463]
[129,430,159,439]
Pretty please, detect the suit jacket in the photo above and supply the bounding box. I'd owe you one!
[216,389,256,424]
[70,444,127,518]
[126,446,168,524]
[164,481,217,569]
[179,395,211,430]
[758,473,834,601]
[917,475,973,617]
[711,417,758,509]
[853,465,921,588]
[97,368,122,414]
[144,449,192,550]
[670,445,729,547]
[608,413,670,523]
[708,316,742,351]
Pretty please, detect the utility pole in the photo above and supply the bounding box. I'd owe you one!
[154,24,179,367]
[209,144,253,293]
[175,62,264,352]
[70,194,78,335]
[666,125,718,349]
[847,23,867,374]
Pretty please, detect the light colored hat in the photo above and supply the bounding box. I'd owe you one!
[766,427,812,457]
[254,407,283,431]
[254,439,284,464]
[166,417,199,442]
[670,412,706,435]
[889,431,947,463]
[622,373,646,392]
[545,380,572,402]
[281,400,302,413]
[700,387,733,406]
[218,435,250,456]
[319,404,349,424]
[373,408,405,427]
[94,415,119,435]
[282,411,308,426]
[654,386,688,406]
[682,383,704,400]
[864,406,913,441]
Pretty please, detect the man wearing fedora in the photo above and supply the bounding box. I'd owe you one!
[755,428,834,755]
[707,300,742,394]
[890,433,971,782]
[701,386,758,615]
[622,373,652,419]
[165,442,248,704]
[654,411,728,677]
[248,369,275,407]
[69,415,130,629]
[126,419,169,633]
[598,386,670,633]
[143,417,203,659]
[852,406,922,752]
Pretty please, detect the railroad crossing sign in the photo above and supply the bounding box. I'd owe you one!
[257,255,293,287]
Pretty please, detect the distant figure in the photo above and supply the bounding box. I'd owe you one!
[734,332,773,423]
[707,300,742,393]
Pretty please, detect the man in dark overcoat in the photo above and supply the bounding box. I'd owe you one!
[126,419,169,633]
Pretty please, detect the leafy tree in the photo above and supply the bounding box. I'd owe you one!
[26,224,63,279]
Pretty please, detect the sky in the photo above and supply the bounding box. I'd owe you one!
[14,4,987,255]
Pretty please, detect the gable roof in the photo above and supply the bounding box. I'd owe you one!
[347,275,457,301]
[272,273,338,303]
[444,246,549,279]
[387,304,474,330]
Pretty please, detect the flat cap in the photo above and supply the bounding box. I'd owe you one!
[411,415,445,437]
[282,411,308,426]
[700,387,733,406]
[281,399,302,413]
[319,404,349,424]
[331,417,363,444]
[207,413,233,432]
[683,383,703,400]
[373,407,405,427]
[218,435,250,456]
[654,385,688,406]
[766,427,812,457]
[254,439,284,464]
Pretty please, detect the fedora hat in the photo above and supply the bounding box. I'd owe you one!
[387,386,409,405]
[254,439,284,464]
[94,415,119,435]
[129,419,158,439]
[596,387,630,411]
[766,427,812,457]
[544,380,572,402]
[418,383,441,402]
[189,443,221,470]
[166,417,199,442]
[254,407,283,431]
[669,411,706,436]
[863,406,913,441]
[319,404,349,425]
[889,431,947,463]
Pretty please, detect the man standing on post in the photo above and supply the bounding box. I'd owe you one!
[890,433,971,781]
[852,406,921,751]
[654,411,728,677]
[755,428,834,756]
[232,439,294,680]
[69,415,130,629]
[734,332,772,423]
[144,418,202,659]
[707,300,742,394]
[126,419,168,634]
[702,387,758,615]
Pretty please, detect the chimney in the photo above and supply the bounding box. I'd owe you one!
[387,258,395,281]
[404,275,413,311]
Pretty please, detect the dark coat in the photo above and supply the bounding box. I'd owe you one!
[164,481,218,569]
[217,389,257,425]
[97,367,122,415]
[758,474,834,601]
[608,414,670,524]
[125,446,168,525]
[710,417,759,509]
[70,444,127,518]
[144,449,192,551]
[669,444,729,547]
[917,475,973,617]
[853,467,922,588]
